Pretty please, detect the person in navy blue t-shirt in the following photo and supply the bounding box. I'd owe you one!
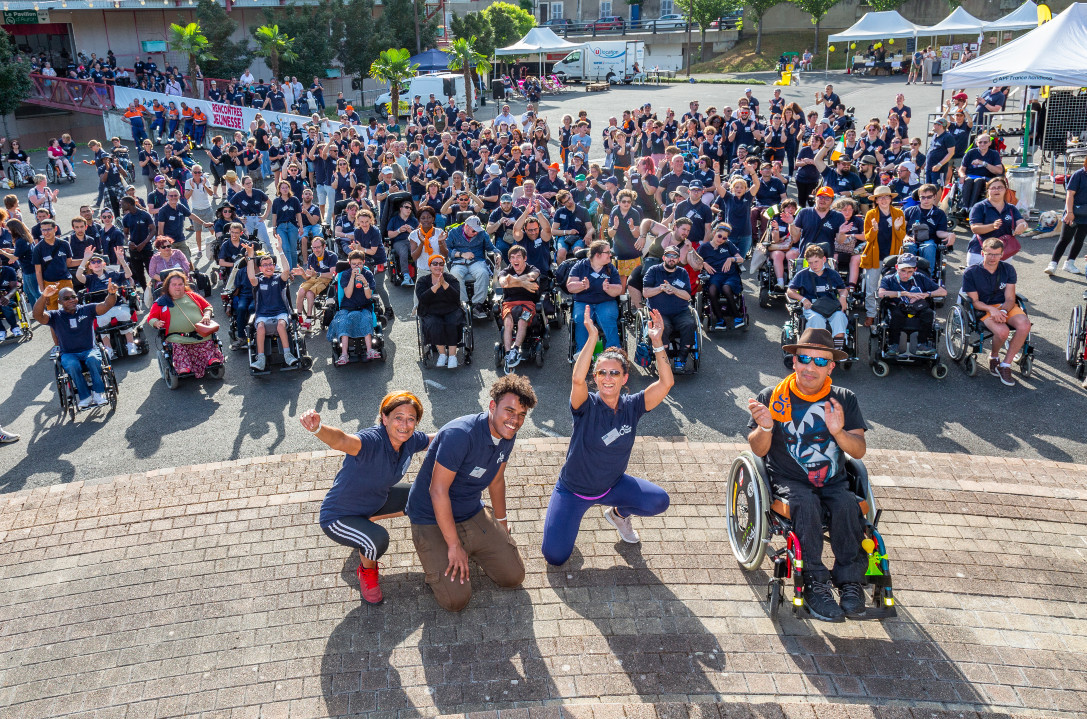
[245,244,298,371]
[697,223,745,329]
[541,308,673,566]
[33,282,118,408]
[302,392,433,604]
[960,237,1031,386]
[406,375,537,611]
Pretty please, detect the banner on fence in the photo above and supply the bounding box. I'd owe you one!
[113,86,313,135]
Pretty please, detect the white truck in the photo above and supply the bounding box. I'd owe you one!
[553,40,646,83]
[375,73,479,119]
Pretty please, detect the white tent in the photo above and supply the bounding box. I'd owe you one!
[984,0,1040,31]
[827,11,921,42]
[942,2,1087,88]
[920,6,986,35]
[495,28,584,55]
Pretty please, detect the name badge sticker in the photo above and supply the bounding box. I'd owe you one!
[469,466,487,478]
[601,428,621,446]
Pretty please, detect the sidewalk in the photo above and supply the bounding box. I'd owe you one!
[1,439,1084,718]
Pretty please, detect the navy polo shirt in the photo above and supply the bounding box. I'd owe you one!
[307,250,338,274]
[46,304,98,353]
[675,199,715,244]
[961,148,1002,178]
[968,200,1022,252]
[879,270,939,301]
[32,239,73,281]
[271,196,302,226]
[336,266,375,310]
[511,235,550,274]
[407,412,516,525]
[123,210,154,250]
[488,207,519,244]
[569,258,621,304]
[789,266,845,300]
[559,391,648,497]
[755,177,787,205]
[696,240,741,276]
[962,261,1016,305]
[233,189,269,217]
[643,264,691,316]
[711,193,754,238]
[903,206,948,241]
[251,273,289,315]
[353,226,386,265]
[67,233,95,262]
[157,204,191,243]
[218,239,246,264]
[552,205,589,237]
[794,208,844,250]
[319,425,429,525]
[83,270,125,294]
[926,132,955,170]
[822,170,862,196]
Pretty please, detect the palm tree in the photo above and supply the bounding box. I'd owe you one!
[168,22,215,97]
[369,48,418,121]
[252,24,298,81]
[446,37,491,119]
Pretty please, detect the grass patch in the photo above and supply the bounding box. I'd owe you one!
[661,77,766,85]
[690,30,821,74]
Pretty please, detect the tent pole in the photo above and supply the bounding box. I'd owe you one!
[1022,102,1032,168]
[825,43,830,78]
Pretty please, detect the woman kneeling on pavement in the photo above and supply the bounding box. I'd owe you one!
[147,270,224,377]
[301,393,433,604]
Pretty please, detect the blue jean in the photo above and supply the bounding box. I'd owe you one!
[243,216,271,248]
[573,300,620,353]
[0,304,15,330]
[61,349,105,400]
[731,234,753,260]
[260,150,272,178]
[925,168,945,186]
[276,223,300,269]
[541,475,670,565]
[21,272,40,305]
[803,308,849,336]
[232,294,255,338]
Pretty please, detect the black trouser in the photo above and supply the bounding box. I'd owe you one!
[128,246,155,289]
[421,307,465,346]
[660,309,696,355]
[960,176,985,210]
[321,482,409,561]
[888,303,934,344]
[771,474,866,585]
[1052,221,1087,263]
[796,180,820,208]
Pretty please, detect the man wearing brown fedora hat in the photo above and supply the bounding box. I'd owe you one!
[748,326,869,621]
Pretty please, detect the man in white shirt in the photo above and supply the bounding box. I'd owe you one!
[282,79,296,112]
[240,69,255,85]
[493,104,516,130]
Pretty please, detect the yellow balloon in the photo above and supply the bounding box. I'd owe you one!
[850,42,856,49]
[888,38,894,44]
[862,538,876,554]
[829,45,836,52]
[875,42,882,49]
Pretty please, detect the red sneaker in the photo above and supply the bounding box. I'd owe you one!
[356,563,383,604]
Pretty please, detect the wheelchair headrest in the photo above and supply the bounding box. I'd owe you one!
[335,260,351,272]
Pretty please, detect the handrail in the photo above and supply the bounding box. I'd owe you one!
[27,73,115,116]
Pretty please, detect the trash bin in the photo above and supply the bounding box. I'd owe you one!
[1006,164,1039,215]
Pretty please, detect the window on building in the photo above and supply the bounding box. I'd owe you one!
[660,0,674,15]
[600,1,612,16]
[551,2,564,19]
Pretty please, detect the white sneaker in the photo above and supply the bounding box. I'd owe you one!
[1064,260,1080,274]
[77,396,93,409]
[283,349,299,366]
[126,342,139,355]
[1044,261,1058,275]
[250,354,266,371]
[436,353,448,367]
[0,331,6,341]
[604,506,640,543]
[92,391,108,406]
[447,355,458,369]
[11,327,22,337]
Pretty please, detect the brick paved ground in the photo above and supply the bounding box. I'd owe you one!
[1,440,1084,719]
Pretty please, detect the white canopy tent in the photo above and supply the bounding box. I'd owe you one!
[941,3,1087,88]
[495,27,585,77]
[984,0,1041,31]
[920,6,986,36]
[827,11,921,42]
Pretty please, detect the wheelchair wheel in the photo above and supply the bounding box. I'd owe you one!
[56,373,75,422]
[1065,304,1083,367]
[534,344,545,368]
[871,360,890,378]
[725,452,771,571]
[931,362,949,380]
[945,304,968,361]
[45,161,57,184]
[158,350,180,390]
[963,353,978,377]
[1020,353,1034,378]
[767,578,783,619]
[206,363,226,380]
[104,367,119,410]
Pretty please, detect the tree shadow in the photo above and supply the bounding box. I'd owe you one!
[546,544,726,701]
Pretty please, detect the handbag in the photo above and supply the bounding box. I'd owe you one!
[1073,200,1087,221]
[998,233,1021,261]
[810,295,841,317]
[176,299,217,339]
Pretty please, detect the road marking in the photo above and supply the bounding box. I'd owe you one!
[424,379,447,390]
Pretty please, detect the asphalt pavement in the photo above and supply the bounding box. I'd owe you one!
[2,73,1085,492]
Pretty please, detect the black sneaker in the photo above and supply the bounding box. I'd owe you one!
[804,579,846,622]
[838,582,867,617]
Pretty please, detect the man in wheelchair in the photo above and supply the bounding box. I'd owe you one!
[642,246,697,373]
[246,245,300,371]
[962,237,1032,387]
[877,253,946,356]
[787,245,850,350]
[497,245,542,369]
[34,283,120,409]
[748,327,869,621]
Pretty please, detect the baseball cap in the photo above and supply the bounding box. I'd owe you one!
[933,117,947,126]
[574,151,586,159]
[575,174,587,182]
[953,92,968,101]
[744,86,752,92]
[153,174,165,183]
[897,253,918,268]
[605,176,619,185]
[663,246,680,257]
[500,193,513,203]
[464,215,483,231]
[381,166,393,175]
[815,186,835,198]
[688,180,704,191]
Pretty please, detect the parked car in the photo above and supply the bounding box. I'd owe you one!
[544,18,573,28]
[592,15,625,31]
[653,14,688,29]
[710,10,743,29]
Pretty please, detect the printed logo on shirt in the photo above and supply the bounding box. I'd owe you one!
[497,451,506,464]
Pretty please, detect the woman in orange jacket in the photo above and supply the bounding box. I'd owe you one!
[861,185,906,324]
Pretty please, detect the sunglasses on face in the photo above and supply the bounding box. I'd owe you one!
[796,354,831,367]
[594,369,622,377]
[430,260,445,266]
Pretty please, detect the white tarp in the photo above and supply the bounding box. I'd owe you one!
[920,6,986,35]
[984,0,1040,31]
[942,3,1087,88]
[495,27,584,55]
[827,11,921,42]
[113,86,311,134]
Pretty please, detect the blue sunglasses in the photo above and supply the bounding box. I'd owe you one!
[796,354,832,367]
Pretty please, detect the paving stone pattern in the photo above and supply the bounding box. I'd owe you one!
[1,440,1084,718]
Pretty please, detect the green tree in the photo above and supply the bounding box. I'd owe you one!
[446,36,492,118]
[252,24,299,81]
[196,0,253,80]
[370,48,418,119]
[168,22,215,76]
[792,0,842,49]
[262,1,344,82]
[0,30,31,139]
[676,0,740,61]
[450,11,496,57]
[339,0,385,79]
[743,0,783,54]
[481,2,536,48]
[379,0,440,55]
[865,0,905,8]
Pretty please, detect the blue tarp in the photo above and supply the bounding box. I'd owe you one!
[410,49,452,72]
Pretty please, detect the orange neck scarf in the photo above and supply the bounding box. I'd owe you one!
[419,226,436,256]
[768,372,832,423]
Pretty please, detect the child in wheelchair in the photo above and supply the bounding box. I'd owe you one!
[76,251,142,359]
[875,253,946,358]
[246,246,302,372]
[754,200,799,307]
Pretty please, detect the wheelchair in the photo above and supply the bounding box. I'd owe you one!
[565,295,631,364]
[632,304,701,375]
[2,286,34,342]
[417,301,474,367]
[320,261,387,366]
[85,287,150,360]
[6,160,36,187]
[780,297,860,371]
[491,296,550,374]
[902,222,948,307]
[54,342,119,420]
[155,330,226,390]
[756,243,795,309]
[945,291,1035,377]
[246,299,314,375]
[868,256,949,379]
[698,271,750,333]
[1065,290,1087,381]
[381,192,417,287]
[45,156,75,185]
[725,451,897,621]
